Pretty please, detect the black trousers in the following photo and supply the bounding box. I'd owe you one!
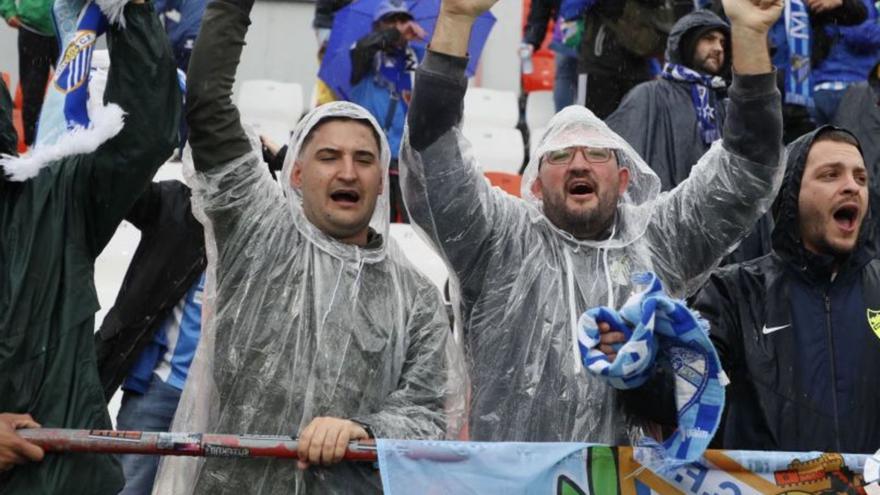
[577,71,643,120]
[18,28,58,146]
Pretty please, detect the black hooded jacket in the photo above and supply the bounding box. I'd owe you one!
[693,126,880,453]
[94,180,206,400]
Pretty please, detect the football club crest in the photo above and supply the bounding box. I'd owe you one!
[867,309,880,340]
[55,30,98,94]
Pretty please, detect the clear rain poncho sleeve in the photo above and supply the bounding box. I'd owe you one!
[400,51,783,444]
[152,101,467,495]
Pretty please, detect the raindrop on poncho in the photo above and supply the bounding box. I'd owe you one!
[153,101,467,495]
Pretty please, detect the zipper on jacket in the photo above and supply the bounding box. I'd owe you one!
[823,293,843,452]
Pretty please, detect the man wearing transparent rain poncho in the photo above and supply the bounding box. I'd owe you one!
[401,0,785,443]
[151,0,466,493]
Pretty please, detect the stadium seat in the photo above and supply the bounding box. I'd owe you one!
[236,80,303,145]
[525,90,555,136]
[463,87,519,129]
[485,171,522,197]
[388,223,448,296]
[94,220,141,326]
[462,126,525,175]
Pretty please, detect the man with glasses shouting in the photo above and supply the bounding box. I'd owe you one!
[399,0,786,443]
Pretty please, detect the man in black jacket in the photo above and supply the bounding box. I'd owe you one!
[694,125,880,453]
[94,179,206,495]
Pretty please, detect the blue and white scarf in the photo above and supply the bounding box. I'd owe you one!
[784,0,813,107]
[661,63,726,146]
[1,0,127,181]
[578,272,727,470]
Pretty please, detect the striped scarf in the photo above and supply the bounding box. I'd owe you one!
[578,272,726,470]
[661,63,726,146]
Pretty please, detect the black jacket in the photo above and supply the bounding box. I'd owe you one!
[693,127,880,453]
[523,0,560,50]
[94,180,206,400]
[0,77,16,157]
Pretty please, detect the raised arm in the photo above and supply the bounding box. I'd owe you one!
[186,0,254,172]
[75,1,180,257]
[648,0,785,296]
[401,0,524,289]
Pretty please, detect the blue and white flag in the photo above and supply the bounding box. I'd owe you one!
[578,272,726,471]
[784,0,813,107]
[1,0,128,181]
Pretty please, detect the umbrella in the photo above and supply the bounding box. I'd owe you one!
[318,0,495,100]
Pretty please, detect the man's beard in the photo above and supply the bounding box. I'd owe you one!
[542,187,618,240]
[694,54,722,76]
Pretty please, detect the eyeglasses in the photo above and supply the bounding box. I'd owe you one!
[542,146,614,166]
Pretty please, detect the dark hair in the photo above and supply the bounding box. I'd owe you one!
[299,116,383,157]
[812,127,861,150]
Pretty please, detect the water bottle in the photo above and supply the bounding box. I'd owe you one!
[519,43,534,75]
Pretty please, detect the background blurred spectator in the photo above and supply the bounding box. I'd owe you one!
[811,0,880,125]
[0,0,57,147]
[765,0,867,142]
[608,9,730,191]
[349,0,425,222]
[523,0,578,110]
[564,0,680,119]
[833,62,880,186]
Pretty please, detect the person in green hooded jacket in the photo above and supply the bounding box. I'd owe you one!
[0,0,180,492]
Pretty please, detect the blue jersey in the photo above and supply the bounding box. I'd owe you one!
[123,272,206,394]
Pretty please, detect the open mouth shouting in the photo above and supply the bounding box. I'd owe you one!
[329,188,361,208]
[832,202,860,234]
[566,178,597,201]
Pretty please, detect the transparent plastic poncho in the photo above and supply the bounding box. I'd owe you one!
[153,102,467,495]
[400,103,783,444]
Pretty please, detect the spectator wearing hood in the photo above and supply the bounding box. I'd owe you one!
[833,62,880,176]
[151,0,466,493]
[401,0,784,443]
[0,1,180,492]
[811,0,880,125]
[608,10,731,192]
[349,0,426,222]
[608,9,772,264]
[694,126,880,453]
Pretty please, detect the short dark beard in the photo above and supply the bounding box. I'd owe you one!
[542,188,618,240]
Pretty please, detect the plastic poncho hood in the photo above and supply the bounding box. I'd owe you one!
[154,101,465,495]
[281,101,391,258]
[522,104,662,249]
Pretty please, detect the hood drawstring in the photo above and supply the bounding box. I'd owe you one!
[566,221,618,374]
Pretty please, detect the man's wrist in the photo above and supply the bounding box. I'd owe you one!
[429,12,475,57]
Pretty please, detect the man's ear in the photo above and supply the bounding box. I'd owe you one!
[291,160,304,188]
[531,176,544,200]
[617,167,630,196]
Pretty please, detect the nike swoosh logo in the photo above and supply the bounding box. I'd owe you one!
[762,324,791,335]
